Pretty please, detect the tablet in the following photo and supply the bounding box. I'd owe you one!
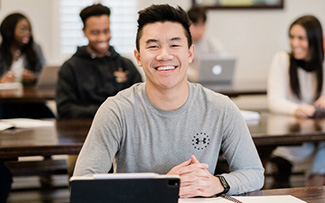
[70,173,180,203]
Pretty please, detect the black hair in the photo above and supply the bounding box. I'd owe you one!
[187,6,207,24]
[288,15,324,100]
[0,13,37,68]
[79,3,111,28]
[136,4,192,51]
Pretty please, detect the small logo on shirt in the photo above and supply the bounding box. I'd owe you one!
[114,67,129,83]
[192,132,210,150]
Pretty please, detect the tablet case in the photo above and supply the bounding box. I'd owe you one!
[70,174,180,203]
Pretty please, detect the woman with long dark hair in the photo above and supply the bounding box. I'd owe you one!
[268,15,325,187]
[0,13,44,84]
[0,13,54,118]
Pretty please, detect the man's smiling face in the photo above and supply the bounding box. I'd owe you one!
[134,21,194,90]
[83,15,111,58]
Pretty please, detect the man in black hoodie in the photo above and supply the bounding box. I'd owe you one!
[56,3,142,176]
[56,4,142,119]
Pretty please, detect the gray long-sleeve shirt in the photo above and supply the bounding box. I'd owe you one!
[74,82,264,195]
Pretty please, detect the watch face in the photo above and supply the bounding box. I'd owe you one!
[218,176,230,194]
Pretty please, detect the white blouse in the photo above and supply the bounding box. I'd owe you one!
[267,51,325,116]
[10,55,24,82]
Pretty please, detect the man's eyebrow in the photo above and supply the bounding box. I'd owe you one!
[145,37,182,45]
[145,39,158,45]
[170,37,181,42]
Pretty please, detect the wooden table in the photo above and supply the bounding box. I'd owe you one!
[247,112,325,165]
[245,186,325,203]
[249,112,325,146]
[0,81,265,104]
[0,86,55,103]
[1,113,325,160]
[202,80,267,97]
[0,119,92,160]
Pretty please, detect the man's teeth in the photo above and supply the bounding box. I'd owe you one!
[157,66,175,71]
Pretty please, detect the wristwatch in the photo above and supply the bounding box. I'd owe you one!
[216,175,230,195]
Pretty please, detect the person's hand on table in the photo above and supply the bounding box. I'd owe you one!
[22,69,36,84]
[168,155,224,198]
[0,71,16,83]
[295,103,316,118]
[314,96,325,109]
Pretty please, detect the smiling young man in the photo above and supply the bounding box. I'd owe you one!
[56,4,142,119]
[73,4,264,198]
[56,4,142,177]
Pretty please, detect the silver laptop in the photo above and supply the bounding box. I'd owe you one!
[36,65,60,88]
[196,55,236,85]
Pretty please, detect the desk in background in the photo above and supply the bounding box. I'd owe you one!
[202,80,267,97]
[0,119,92,177]
[0,119,91,160]
[248,112,325,165]
[1,112,325,160]
[250,112,325,146]
[0,80,265,102]
[1,113,325,188]
[0,86,55,104]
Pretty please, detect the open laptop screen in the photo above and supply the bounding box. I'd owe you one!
[36,65,60,88]
[194,55,236,85]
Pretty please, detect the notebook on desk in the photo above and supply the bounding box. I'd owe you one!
[196,55,236,85]
[36,65,60,88]
[70,173,180,203]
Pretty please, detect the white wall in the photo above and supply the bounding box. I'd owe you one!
[1,0,325,83]
[139,0,325,83]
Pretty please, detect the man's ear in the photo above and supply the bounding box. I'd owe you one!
[188,44,195,64]
[134,49,142,67]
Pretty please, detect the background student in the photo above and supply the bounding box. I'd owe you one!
[186,6,227,82]
[74,4,264,198]
[0,13,54,119]
[0,12,55,202]
[187,6,226,56]
[268,15,325,187]
[55,3,142,177]
[56,4,142,119]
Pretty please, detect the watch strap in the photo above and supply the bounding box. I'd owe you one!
[216,175,230,195]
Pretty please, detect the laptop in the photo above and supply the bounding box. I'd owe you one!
[36,65,60,88]
[70,173,180,203]
[195,55,236,85]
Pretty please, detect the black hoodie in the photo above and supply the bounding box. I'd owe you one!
[56,46,142,119]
